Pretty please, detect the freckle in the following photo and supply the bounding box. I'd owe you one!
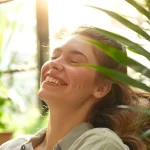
[78,86,80,89]
[73,85,77,88]
[80,97,83,99]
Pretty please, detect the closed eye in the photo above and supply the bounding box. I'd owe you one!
[70,61,78,63]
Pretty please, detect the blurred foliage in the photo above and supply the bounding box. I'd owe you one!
[0,1,22,132]
[85,0,150,145]
[86,0,150,92]
[0,0,45,136]
[0,82,11,130]
[10,107,48,137]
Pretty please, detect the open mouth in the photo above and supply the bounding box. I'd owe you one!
[44,76,67,86]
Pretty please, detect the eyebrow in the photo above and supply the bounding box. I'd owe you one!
[53,48,88,61]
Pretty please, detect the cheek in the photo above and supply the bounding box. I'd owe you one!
[40,62,49,82]
[70,82,93,106]
[71,84,86,98]
[41,62,49,73]
[70,68,96,97]
[71,68,96,85]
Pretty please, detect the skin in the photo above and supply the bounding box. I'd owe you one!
[36,35,111,150]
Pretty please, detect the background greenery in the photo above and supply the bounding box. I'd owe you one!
[0,0,47,137]
[0,0,149,142]
[86,0,150,142]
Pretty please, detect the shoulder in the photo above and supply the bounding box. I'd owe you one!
[0,135,31,150]
[82,128,123,141]
[70,128,129,150]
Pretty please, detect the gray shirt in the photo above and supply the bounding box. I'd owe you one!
[0,122,129,150]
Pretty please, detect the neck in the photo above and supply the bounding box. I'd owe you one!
[43,106,89,150]
[41,96,95,150]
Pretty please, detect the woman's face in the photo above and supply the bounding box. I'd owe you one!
[38,35,100,109]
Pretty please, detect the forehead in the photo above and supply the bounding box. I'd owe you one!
[53,35,93,54]
[52,35,98,64]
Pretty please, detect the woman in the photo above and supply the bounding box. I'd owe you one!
[0,27,149,150]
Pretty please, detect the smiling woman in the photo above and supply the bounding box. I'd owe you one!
[0,27,149,150]
[38,35,99,110]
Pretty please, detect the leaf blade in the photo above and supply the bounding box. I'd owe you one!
[141,129,150,139]
[118,105,150,115]
[86,38,150,78]
[125,0,150,20]
[89,27,150,61]
[78,63,150,92]
[87,6,150,41]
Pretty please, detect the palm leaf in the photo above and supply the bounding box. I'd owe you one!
[87,6,150,41]
[86,39,150,78]
[118,105,150,115]
[125,0,150,20]
[146,0,150,11]
[86,27,150,61]
[141,129,150,139]
[76,63,150,92]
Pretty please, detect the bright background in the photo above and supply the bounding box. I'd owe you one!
[0,0,149,137]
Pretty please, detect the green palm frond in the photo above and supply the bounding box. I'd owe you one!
[86,27,150,61]
[125,0,150,20]
[87,38,150,79]
[75,63,150,92]
[87,5,150,41]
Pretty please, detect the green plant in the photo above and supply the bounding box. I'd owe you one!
[0,2,46,136]
[0,80,12,130]
[84,0,150,146]
[86,1,150,91]
[0,2,22,132]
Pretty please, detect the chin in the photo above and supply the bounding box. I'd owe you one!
[37,89,55,104]
[37,88,46,100]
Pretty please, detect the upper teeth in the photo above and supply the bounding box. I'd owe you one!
[45,76,60,85]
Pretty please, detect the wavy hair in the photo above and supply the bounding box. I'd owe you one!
[73,27,150,150]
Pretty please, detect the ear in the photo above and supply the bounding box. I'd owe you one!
[93,81,112,99]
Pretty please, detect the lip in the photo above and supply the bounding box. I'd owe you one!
[43,73,68,86]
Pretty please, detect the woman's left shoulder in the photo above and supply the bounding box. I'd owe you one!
[85,127,122,140]
[69,128,129,150]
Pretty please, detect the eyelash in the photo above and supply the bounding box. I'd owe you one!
[50,56,79,64]
[70,61,78,63]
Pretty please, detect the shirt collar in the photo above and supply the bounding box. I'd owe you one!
[26,128,47,148]
[56,122,93,150]
[25,122,92,150]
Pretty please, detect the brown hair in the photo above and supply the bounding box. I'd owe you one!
[73,27,150,150]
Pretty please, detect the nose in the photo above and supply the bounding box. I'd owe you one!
[49,60,64,71]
